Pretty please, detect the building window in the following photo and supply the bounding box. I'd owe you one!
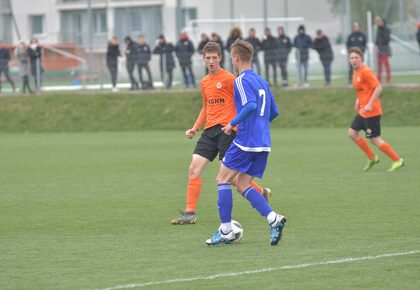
[94,11,107,34]
[181,7,197,29]
[31,15,45,35]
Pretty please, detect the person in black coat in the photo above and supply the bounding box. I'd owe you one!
[276,26,292,87]
[375,16,391,83]
[137,35,154,89]
[28,36,44,91]
[124,36,139,90]
[0,40,16,93]
[106,37,121,92]
[293,25,312,86]
[153,34,176,89]
[211,33,225,68]
[417,22,420,53]
[245,27,262,75]
[346,22,367,84]
[175,32,196,88]
[262,27,278,86]
[226,27,242,72]
[313,29,334,85]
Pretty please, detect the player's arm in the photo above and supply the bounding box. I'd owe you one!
[186,90,207,139]
[363,72,382,113]
[269,92,279,122]
[222,102,257,135]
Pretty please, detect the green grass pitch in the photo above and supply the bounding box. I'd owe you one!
[1,128,419,289]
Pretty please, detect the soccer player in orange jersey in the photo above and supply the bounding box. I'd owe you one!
[347,47,404,172]
[171,42,271,225]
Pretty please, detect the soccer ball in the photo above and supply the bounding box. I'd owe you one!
[231,220,244,242]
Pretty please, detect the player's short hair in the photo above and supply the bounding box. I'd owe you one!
[203,41,221,56]
[230,39,254,62]
[348,47,364,60]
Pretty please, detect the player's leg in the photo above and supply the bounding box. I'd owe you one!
[205,163,238,245]
[230,175,271,203]
[369,129,404,172]
[349,115,379,171]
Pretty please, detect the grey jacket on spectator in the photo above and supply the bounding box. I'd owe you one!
[15,45,30,76]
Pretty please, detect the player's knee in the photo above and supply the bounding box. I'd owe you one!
[348,129,358,140]
[188,164,201,178]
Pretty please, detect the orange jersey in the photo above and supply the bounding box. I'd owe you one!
[353,64,382,118]
[194,69,236,130]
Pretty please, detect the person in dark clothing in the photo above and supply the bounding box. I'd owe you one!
[0,40,16,93]
[27,36,44,91]
[313,29,334,86]
[245,27,262,75]
[211,33,225,68]
[175,32,196,88]
[276,26,292,87]
[198,33,210,75]
[346,22,367,84]
[417,22,420,53]
[293,25,312,86]
[225,27,242,71]
[15,40,33,94]
[124,36,139,90]
[137,35,154,89]
[262,27,278,86]
[106,37,121,92]
[375,16,391,83]
[153,34,176,90]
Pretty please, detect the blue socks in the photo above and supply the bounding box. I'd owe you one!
[242,186,272,217]
[217,183,233,224]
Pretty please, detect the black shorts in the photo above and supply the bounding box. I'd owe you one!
[350,114,381,138]
[193,125,236,162]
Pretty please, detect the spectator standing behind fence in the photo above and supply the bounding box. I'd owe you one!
[293,25,312,87]
[124,36,139,90]
[15,40,33,94]
[225,27,242,71]
[28,36,43,91]
[346,22,367,85]
[106,37,121,92]
[245,27,262,75]
[198,33,210,75]
[137,35,154,90]
[313,29,334,86]
[276,26,292,87]
[262,27,278,86]
[0,40,16,93]
[375,16,391,83]
[211,33,225,68]
[417,22,420,53]
[153,34,176,90]
[175,32,196,89]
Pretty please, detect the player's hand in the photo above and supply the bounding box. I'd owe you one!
[363,104,372,113]
[222,123,233,135]
[185,128,196,139]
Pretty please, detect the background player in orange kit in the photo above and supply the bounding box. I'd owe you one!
[347,47,404,172]
[171,42,271,225]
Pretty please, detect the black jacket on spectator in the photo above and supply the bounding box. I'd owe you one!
[346,31,367,51]
[125,40,138,63]
[226,36,240,52]
[137,43,152,65]
[262,35,278,64]
[28,46,44,73]
[245,36,262,61]
[0,47,10,70]
[153,42,176,71]
[197,39,209,54]
[106,44,121,67]
[293,34,312,62]
[277,35,292,62]
[416,29,420,48]
[313,35,334,63]
[376,26,391,56]
[175,39,195,67]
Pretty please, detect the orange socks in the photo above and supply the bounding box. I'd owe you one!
[185,177,202,212]
[379,142,400,161]
[231,179,264,195]
[355,137,376,159]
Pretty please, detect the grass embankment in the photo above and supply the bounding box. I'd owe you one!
[0,87,419,132]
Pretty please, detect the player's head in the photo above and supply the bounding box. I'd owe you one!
[348,47,364,69]
[230,39,254,73]
[203,41,222,75]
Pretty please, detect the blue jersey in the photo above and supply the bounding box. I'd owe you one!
[233,70,278,152]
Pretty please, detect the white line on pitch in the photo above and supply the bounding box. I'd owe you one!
[94,250,419,290]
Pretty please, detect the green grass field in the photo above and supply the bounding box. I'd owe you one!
[1,128,419,289]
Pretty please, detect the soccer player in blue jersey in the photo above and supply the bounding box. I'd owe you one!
[205,39,287,246]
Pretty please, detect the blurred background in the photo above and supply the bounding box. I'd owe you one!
[0,0,419,91]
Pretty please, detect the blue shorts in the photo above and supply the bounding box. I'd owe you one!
[222,143,269,178]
